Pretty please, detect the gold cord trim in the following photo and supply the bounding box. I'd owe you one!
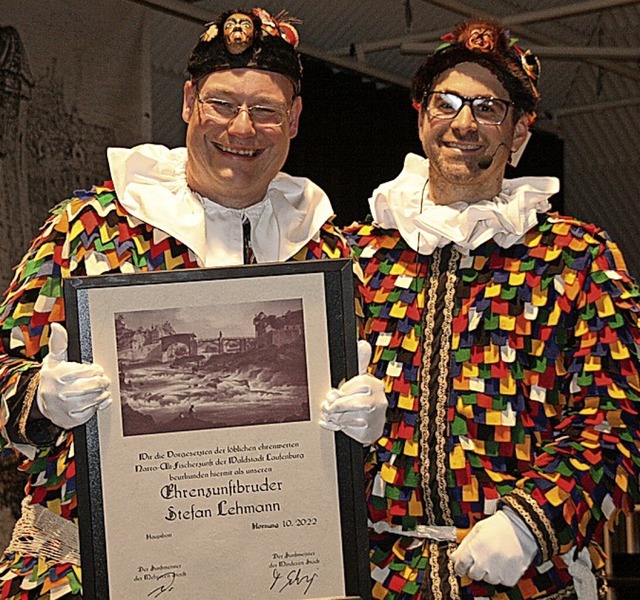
[504,487,561,561]
[419,248,440,524]
[419,248,462,599]
[435,247,459,524]
[18,369,42,441]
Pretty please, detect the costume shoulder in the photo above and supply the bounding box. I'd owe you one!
[49,180,131,226]
[525,212,638,289]
[344,221,408,262]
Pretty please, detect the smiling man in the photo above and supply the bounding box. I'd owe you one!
[417,60,529,204]
[106,7,328,268]
[182,68,301,209]
[346,19,640,600]
[0,8,372,600]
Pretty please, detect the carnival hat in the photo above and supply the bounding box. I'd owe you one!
[412,20,541,119]
[187,7,302,93]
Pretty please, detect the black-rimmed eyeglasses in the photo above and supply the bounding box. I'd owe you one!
[195,93,290,127]
[424,91,513,125]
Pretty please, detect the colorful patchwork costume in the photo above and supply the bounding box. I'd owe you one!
[346,154,640,599]
[0,144,349,599]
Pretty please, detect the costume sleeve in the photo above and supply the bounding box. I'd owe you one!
[0,203,72,452]
[502,224,640,561]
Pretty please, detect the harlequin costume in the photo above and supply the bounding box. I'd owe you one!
[0,143,349,599]
[346,153,640,599]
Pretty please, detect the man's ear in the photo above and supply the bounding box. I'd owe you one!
[511,114,530,154]
[510,114,532,167]
[182,80,196,124]
[417,109,427,149]
[287,95,303,138]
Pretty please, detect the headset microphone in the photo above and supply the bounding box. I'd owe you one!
[477,142,507,170]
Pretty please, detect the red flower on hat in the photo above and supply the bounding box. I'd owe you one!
[251,8,300,48]
[464,27,496,53]
[279,23,300,48]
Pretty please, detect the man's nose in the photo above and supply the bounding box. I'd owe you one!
[451,104,478,134]
[227,107,256,136]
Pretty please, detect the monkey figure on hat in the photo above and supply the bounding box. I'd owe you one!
[0,7,386,600]
[345,18,640,600]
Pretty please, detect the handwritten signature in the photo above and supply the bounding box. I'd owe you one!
[147,571,176,598]
[270,567,319,595]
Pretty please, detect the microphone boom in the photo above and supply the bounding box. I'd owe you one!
[477,142,506,170]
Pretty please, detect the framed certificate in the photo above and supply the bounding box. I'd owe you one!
[64,259,370,600]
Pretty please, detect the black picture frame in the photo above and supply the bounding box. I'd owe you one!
[64,258,370,600]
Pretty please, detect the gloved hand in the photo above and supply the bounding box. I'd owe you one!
[37,322,112,429]
[319,340,387,445]
[451,507,538,587]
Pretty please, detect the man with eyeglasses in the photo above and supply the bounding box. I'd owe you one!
[0,7,386,599]
[346,19,640,600]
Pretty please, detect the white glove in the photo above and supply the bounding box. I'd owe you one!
[451,507,538,587]
[319,340,387,445]
[37,322,112,429]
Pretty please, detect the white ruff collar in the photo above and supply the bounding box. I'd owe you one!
[107,143,334,267]
[370,153,560,255]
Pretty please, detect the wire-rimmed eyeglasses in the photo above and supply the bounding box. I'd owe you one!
[195,93,290,127]
[424,91,513,125]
